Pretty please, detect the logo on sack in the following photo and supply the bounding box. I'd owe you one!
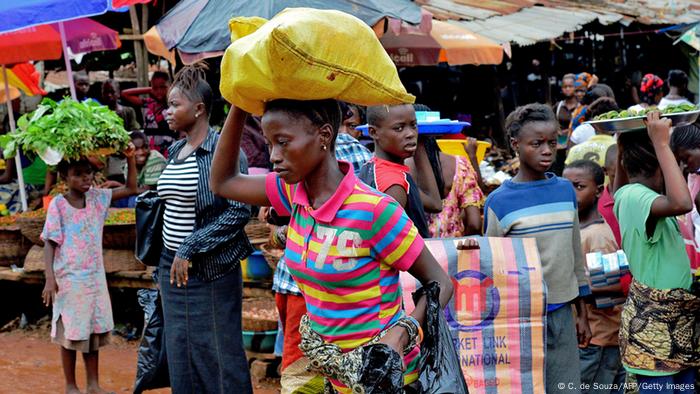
[445,270,500,331]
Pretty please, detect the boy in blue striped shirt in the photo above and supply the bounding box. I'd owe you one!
[484,103,591,393]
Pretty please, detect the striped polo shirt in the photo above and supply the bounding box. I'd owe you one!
[266,161,424,392]
[157,153,199,252]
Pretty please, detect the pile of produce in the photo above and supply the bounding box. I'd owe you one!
[18,208,45,219]
[0,214,17,227]
[594,103,698,121]
[0,98,130,163]
[105,209,135,225]
[18,207,134,224]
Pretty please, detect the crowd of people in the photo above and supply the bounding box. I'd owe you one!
[1,56,694,394]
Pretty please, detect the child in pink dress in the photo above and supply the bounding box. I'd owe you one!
[41,148,137,394]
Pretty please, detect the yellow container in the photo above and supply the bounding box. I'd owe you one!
[436,140,491,163]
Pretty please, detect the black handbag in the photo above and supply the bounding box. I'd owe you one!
[135,190,165,266]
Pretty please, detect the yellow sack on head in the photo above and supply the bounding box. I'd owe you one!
[220,7,415,115]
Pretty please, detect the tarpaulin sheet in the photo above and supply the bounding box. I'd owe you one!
[400,237,546,394]
[156,0,422,55]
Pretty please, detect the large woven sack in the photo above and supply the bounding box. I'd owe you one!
[220,8,414,115]
[400,237,547,394]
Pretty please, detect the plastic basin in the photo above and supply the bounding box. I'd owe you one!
[242,330,277,353]
[241,251,272,281]
[436,140,491,162]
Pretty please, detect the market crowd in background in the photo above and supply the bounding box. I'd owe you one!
[1,38,699,394]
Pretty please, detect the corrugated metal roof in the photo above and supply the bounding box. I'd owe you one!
[423,0,698,47]
[418,0,499,20]
[449,5,623,46]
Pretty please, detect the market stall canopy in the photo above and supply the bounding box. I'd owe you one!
[0,18,121,65]
[0,0,114,213]
[0,63,46,97]
[0,63,46,104]
[112,0,152,7]
[0,25,62,65]
[452,5,623,46]
[0,86,20,105]
[676,24,700,51]
[417,0,700,46]
[145,0,426,64]
[0,0,110,34]
[381,20,503,66]
[55,18,122,56]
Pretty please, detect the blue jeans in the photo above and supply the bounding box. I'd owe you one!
[159,248,252,394]
[637,369,696,394]
[579,345,625,394]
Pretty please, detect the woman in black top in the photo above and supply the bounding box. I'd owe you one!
[156,63,253,393]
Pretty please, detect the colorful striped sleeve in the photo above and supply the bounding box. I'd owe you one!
[370,196,424,271]
[265,173,295,216]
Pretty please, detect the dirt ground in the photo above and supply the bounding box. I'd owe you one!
[0,330,281,394]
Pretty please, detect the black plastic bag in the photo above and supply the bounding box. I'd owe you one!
[133,295,169,393]
[135,190,164,266]
[358,343,404,394]
[414,282,469,394]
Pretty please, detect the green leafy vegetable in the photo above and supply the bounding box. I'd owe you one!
[1,98,130,161]
[593,103,698,121]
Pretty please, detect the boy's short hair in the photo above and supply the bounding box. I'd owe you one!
[583,84,615,105]
[413,103,431,112]
[667,69,688,88]
[505,103,557,139]
[562,73,576,82]
[587,97,619,120]
[605,144,618,168]
[151,71,170,83]
[103,79,120,92]
[130,130,148,144]
[618,131,658,178]
[565,159,605,186]
[366,104,413,126]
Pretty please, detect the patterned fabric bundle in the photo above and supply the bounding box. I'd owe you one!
[298,314,419,393]
[620,280,700,372]
[400,237,546,394]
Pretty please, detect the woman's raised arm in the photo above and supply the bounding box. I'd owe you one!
[210,106,270,206]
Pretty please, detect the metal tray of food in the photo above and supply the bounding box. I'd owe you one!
[585,110,700,133]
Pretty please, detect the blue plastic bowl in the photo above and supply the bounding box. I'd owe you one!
[242,330,278,353]
[358,120,470,136]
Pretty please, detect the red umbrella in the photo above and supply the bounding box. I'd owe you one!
[0,17,121,98]
[112,0,151,7]
[0,17,120,211]
[0,25,62,65]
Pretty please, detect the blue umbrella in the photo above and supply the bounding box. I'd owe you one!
[0,0,110,34]
[148,0,423,64]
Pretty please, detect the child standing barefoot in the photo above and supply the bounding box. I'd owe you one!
[41,147,138,394]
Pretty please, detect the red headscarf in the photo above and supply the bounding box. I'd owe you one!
[639,73,664,105]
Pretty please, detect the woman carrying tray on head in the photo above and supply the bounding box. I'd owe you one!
[210,101,455,393]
